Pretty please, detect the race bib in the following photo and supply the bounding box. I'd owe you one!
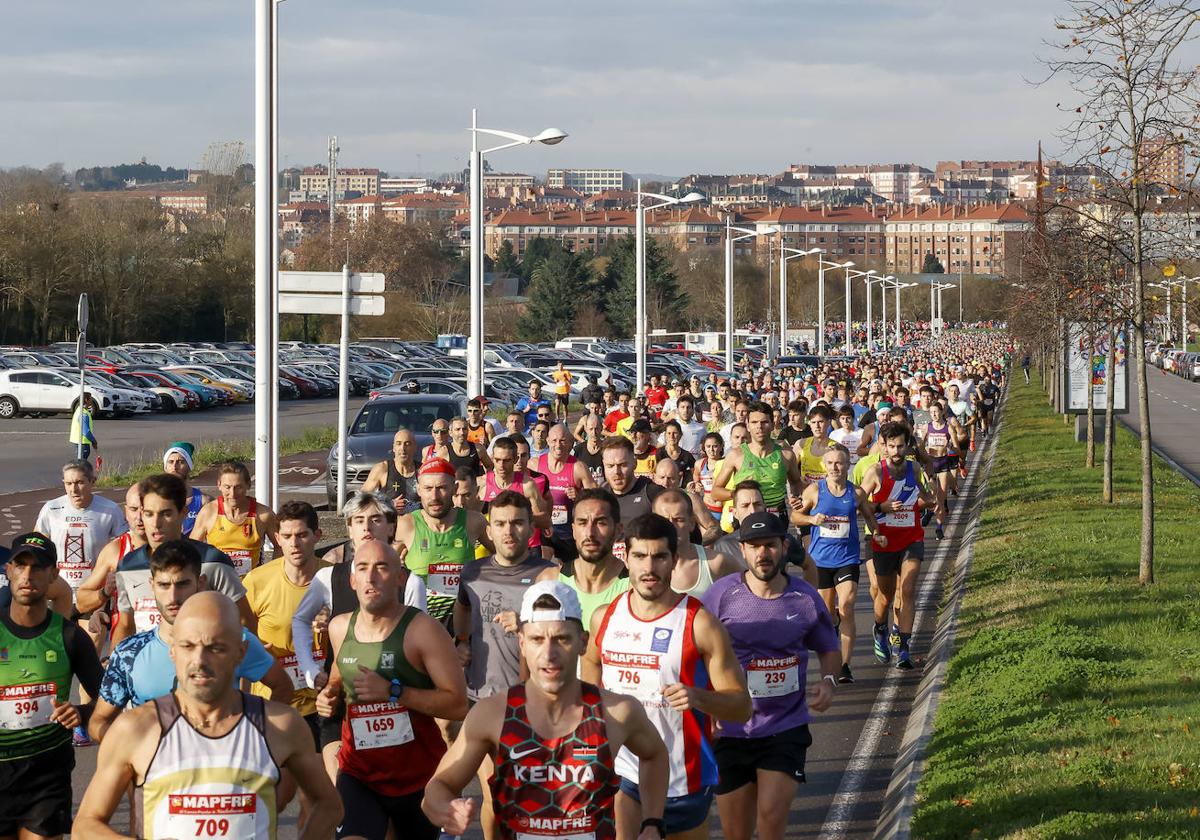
[746,656,800,699]
[0,682,56,731]
[426,562,463,600]
[161,792,258,839]
[883,507,916,528]
[551,505,569,526]
[281,651,324,691]
[984,399,994,406]
[134,597,162,634]
[612,540,627,564]
[57,561,91,590]
[818,516,850,540]
[603,652,661,703]
[348,703,414,750]
[226,549,253,577]
[926,433,948,449]
[512,814,596,839]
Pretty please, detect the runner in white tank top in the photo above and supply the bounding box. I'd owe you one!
[583,513,751,840]
[651,489,742,599]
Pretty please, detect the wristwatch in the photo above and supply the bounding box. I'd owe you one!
[388,677,404,704]
[640,818,666,839]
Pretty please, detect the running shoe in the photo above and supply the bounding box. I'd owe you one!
[935,525,945,541]
[921,509,934,527]
[889,623,902,654]
[969,439,976,452]
[873,625,891,663]
[838,663,855,684]
[896,647,914,670]
[72,725,93,747]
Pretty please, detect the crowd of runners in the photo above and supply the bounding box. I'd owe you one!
[0,329,1012,840]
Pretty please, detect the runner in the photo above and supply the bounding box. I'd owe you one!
[191,461,279,577]
[601,436,661,562]
[0,532,103,839]
[710,402,804,517]
[651,490,740,598]
[795,404,836,486]
[422,419,452,462]
[859,422,940,670]
[452,491,557,840]
[516,380,552,430]
[446,416,492,476]
[91,539,290,740]
[672,396,708,456]
[702,512,840,840]
[314,540,469,840]
[658,420,697,478]
[74,591,342,839]
[551,360,573,423]
[112,473,254,647]
[538,423,596,563]
[789,445,875,683]
[242,501,330,825]
[915,400,963,539]
[0,536,74,618]
[162,441,210,536]
[558,489,631,630]
[604,392,632,434]
[465,397,495,448]
[586,513,751,840]
[692,433,726,523]
[33,458,127,600]
[75,483,145,618]
[615,397,650,440]
[395,458,492,625]
[572,412,606,487]
[631,419,660,478]
[829,404,867,466]
[480,437,552,555]
[423,580,669,840]
[362,429,421,514]
[945,383,975,475]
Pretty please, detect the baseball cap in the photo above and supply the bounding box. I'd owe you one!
[8,532,56,567]
[519,581,583,624]
[738,512,789,542]
[630,418,652,433]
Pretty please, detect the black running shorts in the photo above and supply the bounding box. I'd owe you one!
[714,724,813,794]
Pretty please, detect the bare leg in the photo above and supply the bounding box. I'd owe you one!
[896,559,921,635]
[835,579,858,666]
[716,783,756,840]
[754,770,801,840]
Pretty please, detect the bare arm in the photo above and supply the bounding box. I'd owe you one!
[582,606,606,685]
[259,509,280,553]
[422,697,504,834]
[48,576,75,618]
[468,511,495,555]
[789,484,823,527]
[686,489,721,545]
[609,694,667,824]
[661,608,750,723]
[72,709,149,839]
[525,478,552,529]
[708,452,741,503]
[452,598,472,666]
[189,502,216,543]
[393,612,470,721]
[76,545,117,614]
[575,461,597,490]
[258,656,295,705]
[87,698,122,743]
[360,461,388,494]
[270,706,343,839]
[782,448,806,495]
[110,610,135,649]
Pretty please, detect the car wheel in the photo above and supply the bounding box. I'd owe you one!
[0,397,19,419]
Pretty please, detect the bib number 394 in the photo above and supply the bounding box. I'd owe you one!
[348,703,414,750]
[746,657,800,698]
[0,682,56,730]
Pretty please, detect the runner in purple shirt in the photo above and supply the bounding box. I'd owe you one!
[702,511,840,840]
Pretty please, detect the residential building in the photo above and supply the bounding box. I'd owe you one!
[883,203,1032,275]
[740,206,888,263]
[483,206,726,258]
[379,193,464,226]
[1140,135,1189,190]
[483,173,536,191]
[546,168,634,194]
[298,166,380,199]
[379,177,432,195]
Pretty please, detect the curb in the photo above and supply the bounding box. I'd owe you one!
[873,391,1007,839]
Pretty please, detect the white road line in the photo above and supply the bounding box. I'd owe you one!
[817,414,998,839]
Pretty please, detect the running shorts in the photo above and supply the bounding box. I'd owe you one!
[871,541,925,576]
[817,563,861,589]
[335,773,438,840]
[619,778,714,834]
[713,724,813,794]
[0,742,74,837]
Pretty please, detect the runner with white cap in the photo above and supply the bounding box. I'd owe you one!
[423,580,670,840]
[162,441,209,537]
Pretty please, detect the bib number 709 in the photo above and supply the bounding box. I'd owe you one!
[194,818,230,836]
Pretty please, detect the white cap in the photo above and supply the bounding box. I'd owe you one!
[519,581,583,624]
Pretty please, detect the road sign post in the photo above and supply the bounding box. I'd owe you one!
[278,269,385,512]
[76,293,89,459]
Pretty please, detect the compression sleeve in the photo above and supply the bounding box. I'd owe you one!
[292,566,332,687]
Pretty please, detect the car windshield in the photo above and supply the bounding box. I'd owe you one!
[351,400,458,435]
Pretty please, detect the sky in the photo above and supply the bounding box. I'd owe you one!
[0,0,1081,178]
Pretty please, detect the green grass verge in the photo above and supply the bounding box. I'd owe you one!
[912,380,1200,839]
[97,426,337,489]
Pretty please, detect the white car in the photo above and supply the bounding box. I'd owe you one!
[0,369,117,418]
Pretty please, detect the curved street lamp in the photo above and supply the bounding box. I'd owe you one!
[726,222,778,371]
[779,246,821,356]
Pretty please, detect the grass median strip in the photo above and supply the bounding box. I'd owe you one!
[912,381,1200,839]
[97,425,337,489]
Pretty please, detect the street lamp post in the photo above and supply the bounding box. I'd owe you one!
[725,221,778,371]
[637,183,702,391]
[780,246,822,356]
[846,268,877,353]
[815,256,852,357]
[467,112,566,398]
[254,0,280,508]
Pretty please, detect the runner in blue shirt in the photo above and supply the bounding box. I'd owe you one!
[515,380,552,430]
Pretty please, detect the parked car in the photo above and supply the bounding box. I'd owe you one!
[0,369,116,418]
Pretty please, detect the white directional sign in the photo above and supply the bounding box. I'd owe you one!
[279,271,385,294]
[279,293,386,316]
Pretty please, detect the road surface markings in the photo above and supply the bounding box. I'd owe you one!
[817,410,1002,840]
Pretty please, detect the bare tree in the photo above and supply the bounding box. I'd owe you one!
[1041,0,1200,584]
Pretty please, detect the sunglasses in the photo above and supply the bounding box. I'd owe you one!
[433,428,449,434]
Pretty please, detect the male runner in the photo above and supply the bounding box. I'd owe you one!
[710,402,804,517]
[586,514,751,840]
[34,458,127,600]
[91,539,290,740]
[551,360,573,422]
[573,412,607,487]
[777,400,811,447]
[601,436,661,562]
[162,441,210,536]
[465,397,495,448]
[74,592,342,839]
[191,461,279,577]
[651,490,740,598]
[424,581,669,840]
[789,445,875,683]
[604,392,632,434]
[673,396,708,456]
[558,489,632,630]
[702,512,839,840]
[362,429,421,513]
[516,380,552,430]
[631,419,660,478]
[481,437,552,556]
[446,416,492,476]
[716,482,815,587]
[112,473,254,647]
[859,422,940,669]
[795,404,836,487]
[395,458,492,624]
[539,423,596,562]
[529,420,552,461]
[315,541,469,840]
[75,483,145,617]
[0,532,103,839]
[453,490,557,840]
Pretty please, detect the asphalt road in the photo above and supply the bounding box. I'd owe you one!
[0,397,363,495]
[1121,365,1200,484]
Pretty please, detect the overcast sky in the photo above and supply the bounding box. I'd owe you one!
[1,0,1080,177]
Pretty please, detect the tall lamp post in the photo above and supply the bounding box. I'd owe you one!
[932,282,956,335]
[846,267,877,353]
[779,246,822,356]
[725,221,778,371]
[468,111,566,398]
[637,183,703,391]
[891,281,918,347]
[813,255,853,357]
[874,274,897,352]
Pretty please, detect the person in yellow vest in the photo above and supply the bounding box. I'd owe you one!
[243,500,329,832]
[191,461,279,577]
[69,394,99,463]
[551,360,573,423]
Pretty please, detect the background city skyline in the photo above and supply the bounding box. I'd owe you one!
[3,0,1076,175]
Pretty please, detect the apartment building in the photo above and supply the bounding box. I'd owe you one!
[484,207,726,258]
[884,203,1032,275]
[298,166,380,199]
[740,206,888,262]
[483,173,536,191]
[1140,135,1189,189]
[546,168,633,194]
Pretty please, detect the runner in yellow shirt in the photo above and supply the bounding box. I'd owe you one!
[551,360,573,423]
